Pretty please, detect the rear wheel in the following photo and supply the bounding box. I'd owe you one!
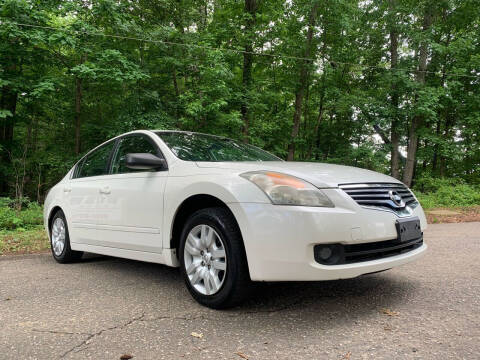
[179,207,250,309]
[50,210,83,263]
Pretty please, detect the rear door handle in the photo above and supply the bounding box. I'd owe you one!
[99,186,111,195]
[63,187,72,193]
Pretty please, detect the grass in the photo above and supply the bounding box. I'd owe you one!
[0,226,49,255]
[0,197,49,255]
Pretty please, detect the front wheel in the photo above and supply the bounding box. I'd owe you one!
[179,207,251,309]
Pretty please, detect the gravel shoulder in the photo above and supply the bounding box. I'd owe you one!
[1,222,479,359]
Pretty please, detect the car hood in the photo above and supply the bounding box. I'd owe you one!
[195,161,402,188]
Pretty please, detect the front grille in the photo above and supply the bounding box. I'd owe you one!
[339,183,418,216]
[314,236,423,265]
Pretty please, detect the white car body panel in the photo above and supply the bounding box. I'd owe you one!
[228,199,427,281]
[195,161,399,188]
[74,171,167,253]
[44,130,427,281]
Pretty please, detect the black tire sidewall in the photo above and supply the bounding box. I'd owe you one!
[179,208,244,308]
[50,210,80,263]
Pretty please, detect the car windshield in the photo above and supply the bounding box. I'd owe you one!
[155,132,281,162]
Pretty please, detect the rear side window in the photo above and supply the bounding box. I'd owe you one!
[111,135,160,174]
[75,141,116,178]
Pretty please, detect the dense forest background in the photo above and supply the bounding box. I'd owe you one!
[1,0,479,204]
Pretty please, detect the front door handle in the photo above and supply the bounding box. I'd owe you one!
[99,186,111,195]
[63,187,72,193]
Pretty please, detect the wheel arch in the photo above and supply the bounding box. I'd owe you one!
[170,194,236,250]
[169,194,247,266]
[48,206,64,233]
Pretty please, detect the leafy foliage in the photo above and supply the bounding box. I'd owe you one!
[0,197,43,230]
[416,184,480,209]
[414,177,480,209]
[0,0,479,202]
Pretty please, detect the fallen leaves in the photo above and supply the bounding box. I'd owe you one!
[426,206,480,224]
[120,354,133,360]
[381,308,399,317]
[342,351,352,359]
[0,228,49,255]
[234,351,249,359]
[190,331,204,339]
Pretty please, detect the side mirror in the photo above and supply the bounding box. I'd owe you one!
[125,153,167,170]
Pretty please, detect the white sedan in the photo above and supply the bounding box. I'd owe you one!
[44,130,427,308]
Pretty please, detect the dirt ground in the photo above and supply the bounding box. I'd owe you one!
[425,206,480,223]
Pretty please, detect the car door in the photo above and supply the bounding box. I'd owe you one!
[65,139,116,246]
[95,133,167,253]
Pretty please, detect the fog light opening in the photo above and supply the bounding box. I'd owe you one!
[314,244,344,265]
[318,247,332,260]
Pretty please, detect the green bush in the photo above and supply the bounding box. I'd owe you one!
[414,177,463,194]
[0,198,44,231]
[414,178,480,209]
[0,197,11,208]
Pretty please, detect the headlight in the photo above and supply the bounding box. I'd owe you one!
[240,171,334,207]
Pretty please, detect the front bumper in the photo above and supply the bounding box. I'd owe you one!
[228,188,427,281]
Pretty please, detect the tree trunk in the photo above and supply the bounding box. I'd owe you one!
[0,85,17,195]
[172,67,180,98]
[74,76,83,155]
[440,112,454,176]
[74,55,87,155]
[172,66,180,122]
[389,0,401,179]
[36,164,42,202]
[0,88,17,147]
[391,122,401,178]
[402,9,433,186]
[301,81,310,159]
[241,0,257,142]
[287,2,319,161]
[432,118,441,172]
[433,30,451,175]
[307,93,324,160]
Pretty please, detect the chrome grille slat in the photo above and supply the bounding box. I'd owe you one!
[340,182,419,216]
[340,183,407,189]
[346,189,408,194]
[351,195,392,199]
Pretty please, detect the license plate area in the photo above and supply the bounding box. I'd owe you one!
[396,217,421,242]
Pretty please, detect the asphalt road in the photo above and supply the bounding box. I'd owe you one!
[1,222,479,360]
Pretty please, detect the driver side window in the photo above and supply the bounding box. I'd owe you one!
[111,135,160,174]
[75,140,116,178]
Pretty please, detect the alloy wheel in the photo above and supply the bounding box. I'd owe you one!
[183,224,227,295]
[51,217,66,256]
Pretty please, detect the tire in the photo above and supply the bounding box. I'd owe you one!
[179,207,251,309]
[50,210,83,263]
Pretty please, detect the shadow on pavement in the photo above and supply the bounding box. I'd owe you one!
[76,252,418,326]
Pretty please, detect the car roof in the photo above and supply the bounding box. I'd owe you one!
[151,130,230,140]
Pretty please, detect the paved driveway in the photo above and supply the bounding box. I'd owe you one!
[1,222,479,359]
